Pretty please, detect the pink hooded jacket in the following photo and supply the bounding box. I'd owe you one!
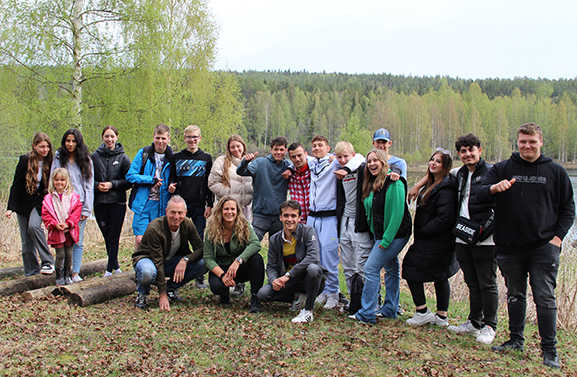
[41,192,83,246]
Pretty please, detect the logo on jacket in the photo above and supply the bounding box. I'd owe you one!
[176,160,207,177]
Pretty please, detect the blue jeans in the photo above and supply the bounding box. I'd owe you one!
[135,256,207,295]
[355,237,409,323]
[496,242,560,349]
[72,218,87,274]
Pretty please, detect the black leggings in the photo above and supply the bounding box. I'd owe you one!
[208,253,265,297]
[94,204,126,272]
[407,279,451,312]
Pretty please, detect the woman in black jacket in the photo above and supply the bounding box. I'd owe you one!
[92,126,132,276]
[6,132,55,276]
[404,148,458,327]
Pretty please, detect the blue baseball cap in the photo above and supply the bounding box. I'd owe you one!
[373,128,391,142]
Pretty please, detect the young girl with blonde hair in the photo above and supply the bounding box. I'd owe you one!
[41,168,83,286]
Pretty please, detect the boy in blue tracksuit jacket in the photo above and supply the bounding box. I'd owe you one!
[307,135,364,309]
[127,124,174,251]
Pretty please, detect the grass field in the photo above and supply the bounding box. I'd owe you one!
[1,207,576,376]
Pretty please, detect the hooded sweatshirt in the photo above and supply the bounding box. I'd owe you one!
[477,152,575,249]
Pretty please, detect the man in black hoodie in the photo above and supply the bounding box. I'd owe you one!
[170,125,214,289]
[478,123,575,369]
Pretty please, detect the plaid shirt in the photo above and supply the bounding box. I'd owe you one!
[289,165,311,223]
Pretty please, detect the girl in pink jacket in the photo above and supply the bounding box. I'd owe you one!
[42,168,83,286]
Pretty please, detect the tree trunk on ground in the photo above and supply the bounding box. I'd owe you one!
[22,271,135,300]
[59,271,135,296]
[21,286,61,301]
[68,279,137,307]
[0,266,25,279]
[0,258,108,296]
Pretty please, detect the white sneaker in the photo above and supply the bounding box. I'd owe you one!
[433,314,449,327]
[315,292,328,307]
[104,271,113,277]
[71,274,83,283]
[289,293,307,312]
[114,268,122,275]
[292,309,314,323]
[476,325,496,344]
[40,265,54,275]
[323,293,339,309]
[447,320,481,337]
[406,309,435,326]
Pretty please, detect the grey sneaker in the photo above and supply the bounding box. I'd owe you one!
[448,320,481,337]
[134,293,148,309]
[289,293,307,312]
[476,325,496,344]
[323,293,339,309]
[315,292,328,307]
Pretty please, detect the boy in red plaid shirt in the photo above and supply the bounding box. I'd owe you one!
[288,143,311,224]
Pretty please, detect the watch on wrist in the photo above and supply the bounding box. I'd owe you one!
[284,272,291,279]
[235,257,243,265]
[182,256,189,263]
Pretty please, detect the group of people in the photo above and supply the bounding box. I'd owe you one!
[7,127,128,285]
[6,122,574,369]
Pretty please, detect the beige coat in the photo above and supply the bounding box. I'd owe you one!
[208,155,253,208]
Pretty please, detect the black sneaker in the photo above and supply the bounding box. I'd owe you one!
[231,282,245,297]
[219,293,230,305]
[134,293,148,309]
[249,294,261,313]
[338,292,349,306]
[55,268,65,287]
[166,289,183,302]
[195,276,207,289]
[543,348,560,369]
[491,339,524,352]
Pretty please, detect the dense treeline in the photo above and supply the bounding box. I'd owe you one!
[0,65,244,181]
[236,71,577,164]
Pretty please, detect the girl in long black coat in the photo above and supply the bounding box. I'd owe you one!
[403,149,459,327]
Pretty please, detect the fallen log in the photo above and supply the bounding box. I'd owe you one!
[68,278,137,307]
[0,258,109,296]
[59,271,135,296]
[0,266,25,279]
[21,286,61,301]
[75,258,108,277]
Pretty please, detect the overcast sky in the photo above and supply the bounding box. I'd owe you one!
[210,0,576,80]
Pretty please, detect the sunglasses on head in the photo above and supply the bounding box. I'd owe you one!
[436,147,451,156]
